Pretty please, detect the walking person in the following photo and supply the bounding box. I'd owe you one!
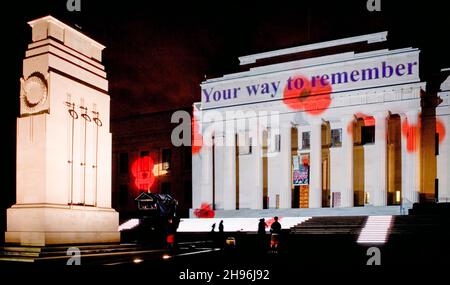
[218,220,225,248]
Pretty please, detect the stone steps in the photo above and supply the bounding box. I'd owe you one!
[201,206,401,218]
[0,243,162,263]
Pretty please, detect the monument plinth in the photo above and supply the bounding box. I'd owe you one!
[5,16,120,246]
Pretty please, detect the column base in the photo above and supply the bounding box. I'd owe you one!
[5,205,120,246]
[5,232,120,246]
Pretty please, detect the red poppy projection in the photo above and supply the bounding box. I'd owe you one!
[191,115,203,155]
[194,203,215,218]
[130,153,156,192]
[283,75,332,115]
[347,113,375,135]
[400,117,445,153]
[301,155,309,165]
[401,117,420,153]
[436,119,446,144]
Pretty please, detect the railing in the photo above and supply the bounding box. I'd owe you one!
[400,197,414,215]
[437,197,450,203]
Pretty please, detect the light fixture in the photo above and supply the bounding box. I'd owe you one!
[395,191,401,203]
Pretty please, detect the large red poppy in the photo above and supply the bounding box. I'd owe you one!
[283,75,332,115]
[130,154,155,192]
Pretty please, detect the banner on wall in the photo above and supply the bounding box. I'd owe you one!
[201,50,420,109]
[293,154,310,186]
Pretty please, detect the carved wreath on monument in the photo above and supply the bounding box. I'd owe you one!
[20,72,48,112]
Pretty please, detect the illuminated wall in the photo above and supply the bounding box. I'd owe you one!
[191,32,446,215]
[437,76,450,202]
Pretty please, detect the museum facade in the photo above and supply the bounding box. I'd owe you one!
[191,32,450,213]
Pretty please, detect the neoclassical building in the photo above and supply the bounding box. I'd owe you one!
[191,32,449,214]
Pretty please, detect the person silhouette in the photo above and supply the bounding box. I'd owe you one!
[270,217,281,234]
[270,217,281,250]
[257,218,267,253]
[218,220,225,247]
[258,218,266,235]
[218,220,224,233]
[211,223,216,232]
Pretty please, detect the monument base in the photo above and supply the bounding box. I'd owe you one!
[5,204,120,246]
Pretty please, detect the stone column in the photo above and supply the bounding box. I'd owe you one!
[341,115,355,207]
[296,126,305,150]
[280,125,292,208]
[401,110,420,204]
[253,124,264,209]
[373,111,389,206]
[309,119,322,208]
[223,128,236,210]
[213,134,225,209]
[201,134,214,206]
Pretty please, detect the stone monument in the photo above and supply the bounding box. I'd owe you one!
[5,16,120,246]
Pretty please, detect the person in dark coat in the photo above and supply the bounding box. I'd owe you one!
[270,216,281,250]
[270,217,281,234]
[257,218,267,252]
[258,218,266,234]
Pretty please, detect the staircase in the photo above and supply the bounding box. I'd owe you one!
[290,213,450,243]
[0,244,165,264]
[290,216,366,235]
[357,215,392,244]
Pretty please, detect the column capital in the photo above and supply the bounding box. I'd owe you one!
[341,114,356,124]
[405,108,420,119]
[310,118,324,126]
[213,131,225,138]
[280,123,293,130]
[202,132,214,147]
[294,124,309,131]
[374,110,390,119]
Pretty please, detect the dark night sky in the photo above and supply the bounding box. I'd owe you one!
[5,0,450,118]
[1,0,449,214]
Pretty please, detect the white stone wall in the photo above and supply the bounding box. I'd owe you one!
[437,90,450,202]
[191,43,434,212]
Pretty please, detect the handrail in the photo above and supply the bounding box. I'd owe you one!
[400,197,414,215]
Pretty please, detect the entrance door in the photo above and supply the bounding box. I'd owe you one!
[300,186,309,208]
[297,153,310,208]
[293,186,300,208]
